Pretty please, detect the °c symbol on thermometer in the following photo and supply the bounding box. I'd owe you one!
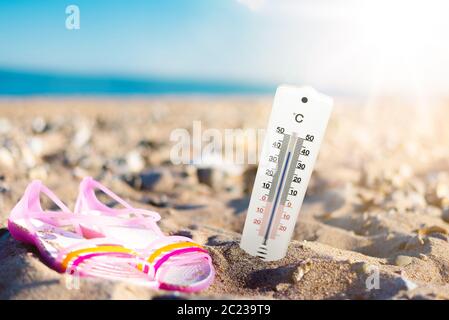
[294,113,304,123]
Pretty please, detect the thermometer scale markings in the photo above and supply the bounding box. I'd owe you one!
[258,133,291,239]
[259,133,304,245]
[263,148,290,243]
[240,85,333,261]
[269,136,304,240]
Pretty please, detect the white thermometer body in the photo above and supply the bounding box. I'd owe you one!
[240,85,333,261]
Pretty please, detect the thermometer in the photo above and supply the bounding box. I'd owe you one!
[240,85,333,261]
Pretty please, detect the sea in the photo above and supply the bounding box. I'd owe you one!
[0,69,276,96]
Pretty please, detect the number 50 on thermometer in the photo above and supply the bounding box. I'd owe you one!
[240,85,333,261]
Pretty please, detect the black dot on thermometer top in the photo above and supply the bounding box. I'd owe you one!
[301,97,308,103]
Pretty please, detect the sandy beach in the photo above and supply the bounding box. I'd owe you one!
[1,97,449,300]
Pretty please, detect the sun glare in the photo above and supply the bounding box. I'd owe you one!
[352,0,449,99]
[359,0,445,52]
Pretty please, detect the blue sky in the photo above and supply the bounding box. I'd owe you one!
[1,0,448,95]
[0,1,267,80]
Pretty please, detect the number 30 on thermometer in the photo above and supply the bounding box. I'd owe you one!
[240,85,333,261]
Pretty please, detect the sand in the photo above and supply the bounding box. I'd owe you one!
[0,96,449,300]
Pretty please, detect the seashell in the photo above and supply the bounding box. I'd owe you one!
[442,198,449,208]
[126,150,145,173]
[352,262,375,275]
[28,133,66,158]
[425,173,449,208]
[418,253,428,261]
[274,283,290,292]
[395,255,413,267]
[0,118,12,135]
[0,148,14,169]
[391,174,405,188]
[28,166,48,181]
[407,192,427,208]
[416,225,448,238]
[386,232,395,240]
[21,146,37,168]
[292,268,305,283]
[360,262,371,274]
[291,259,312,283]
[72,167,89,179]
[436,183,449,199]
[31,117,48,134]
[72,122,92,148]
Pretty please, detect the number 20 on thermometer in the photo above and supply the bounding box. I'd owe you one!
[240,85,333,261]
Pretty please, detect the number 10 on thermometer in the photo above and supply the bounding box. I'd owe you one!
[240,85,333,261]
